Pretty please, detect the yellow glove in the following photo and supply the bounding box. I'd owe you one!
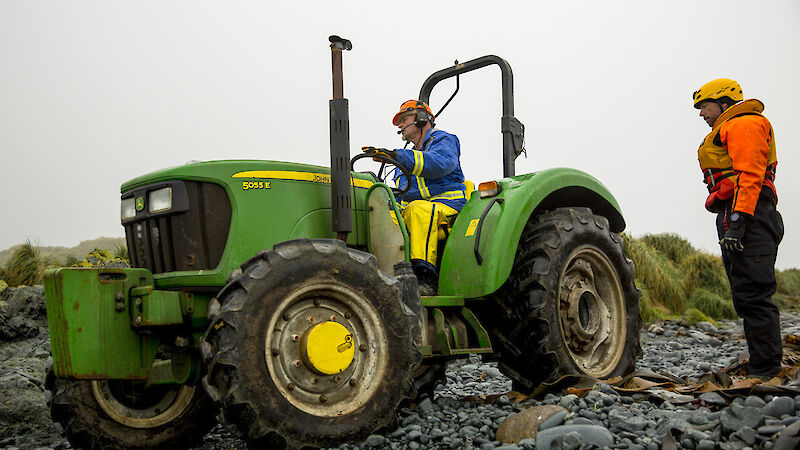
[361,146,397,161]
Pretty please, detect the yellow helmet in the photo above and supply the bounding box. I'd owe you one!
[693,78,743,109]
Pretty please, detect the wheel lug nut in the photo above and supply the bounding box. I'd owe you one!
[319,394,327,403]
[283,313,291,321]
[287,383,295,390]
[330,315,337,321]
[335,376,341,382]
[271,348,279,356]
[344,312,351,319]
[308,316,315,323]
[313,299,321,306]
[292,334,300,341]
[359,344,367,352]
[294,360,302,367]
[349,379,357,386]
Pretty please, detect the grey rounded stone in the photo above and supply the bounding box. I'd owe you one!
[763,396,795,418]
[535,424,613,450]
[365,434,387,447]
[538,410,567,431]
[744,396,766,408]
[720,405,764,433]
[757,424,785,435]
[697,440,716,450]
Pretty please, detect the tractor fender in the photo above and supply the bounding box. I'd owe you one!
[438,168,625,298]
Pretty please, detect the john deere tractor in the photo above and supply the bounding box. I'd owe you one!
[43,36,641,449]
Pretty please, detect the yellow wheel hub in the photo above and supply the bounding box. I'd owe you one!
[303,321,355,375]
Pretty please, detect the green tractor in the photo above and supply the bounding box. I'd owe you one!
[43,36,641,449]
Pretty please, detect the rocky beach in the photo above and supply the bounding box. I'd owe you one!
[3,285,800,449]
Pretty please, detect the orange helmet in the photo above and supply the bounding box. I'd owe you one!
[392,99,434,126]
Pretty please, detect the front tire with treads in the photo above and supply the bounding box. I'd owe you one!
[201,239,420,449]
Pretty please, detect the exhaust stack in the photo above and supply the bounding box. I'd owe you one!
[328,35,353,242]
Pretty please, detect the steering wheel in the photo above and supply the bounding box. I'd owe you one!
[350,153,413,196]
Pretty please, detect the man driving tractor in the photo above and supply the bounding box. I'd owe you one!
[362,99,467,294]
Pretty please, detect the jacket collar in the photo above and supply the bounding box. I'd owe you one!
[712,99,765,129]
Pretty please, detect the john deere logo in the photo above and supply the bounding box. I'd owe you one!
[135,197,144,211]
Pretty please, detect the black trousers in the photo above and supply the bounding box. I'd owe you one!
[716,189,784,376]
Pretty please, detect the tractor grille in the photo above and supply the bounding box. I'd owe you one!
[123,181,231,274]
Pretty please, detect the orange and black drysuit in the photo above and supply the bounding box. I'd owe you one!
[697,99,784,376]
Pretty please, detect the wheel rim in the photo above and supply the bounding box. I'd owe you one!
[91,381,195,428]
[265,283,387,417]
[557,246,627,378]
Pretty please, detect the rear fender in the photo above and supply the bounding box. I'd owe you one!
[438,168,624,298]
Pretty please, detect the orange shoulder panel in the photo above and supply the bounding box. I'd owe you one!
[719,115,772,215]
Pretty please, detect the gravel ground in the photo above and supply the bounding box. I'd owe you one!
[3,285,800,449]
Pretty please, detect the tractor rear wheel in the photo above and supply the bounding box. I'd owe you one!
[483,207,642,391]
[44,359,216,450]
[201,239,420,449]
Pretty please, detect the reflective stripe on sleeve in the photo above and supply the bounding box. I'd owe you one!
[412,150,424,175]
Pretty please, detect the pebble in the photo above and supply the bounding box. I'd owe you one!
[763,396,795,418]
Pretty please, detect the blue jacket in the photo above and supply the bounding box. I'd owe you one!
[393,128,467,211]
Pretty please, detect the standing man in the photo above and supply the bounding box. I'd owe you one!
[362,100,467,294]
[693,78,784,378]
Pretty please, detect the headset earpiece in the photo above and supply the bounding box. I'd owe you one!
[414,109,430,128]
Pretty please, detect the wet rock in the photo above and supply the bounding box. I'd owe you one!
[535,424,613,450]
[495,405,568,443]
[699,391,727,407]
[720,404,764,433]
[0,286,46,341]
[764,396,795,418]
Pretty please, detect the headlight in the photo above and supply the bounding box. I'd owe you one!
[148,187,172,213]
[121,198,136,221]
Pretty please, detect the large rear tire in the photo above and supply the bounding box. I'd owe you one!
[44,360,217,450]
[482,207,642,391]
[201,239,420,449]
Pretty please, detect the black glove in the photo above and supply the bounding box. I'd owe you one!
[361,146,397,161]
[720,211,749,252]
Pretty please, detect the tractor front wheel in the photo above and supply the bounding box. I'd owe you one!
[483,207,642,391]
[201,239,420,449]
[44,360,216,450]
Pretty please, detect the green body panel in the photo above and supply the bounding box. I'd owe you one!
[43,267,210,380]
[438,168,624,298]
[44,268,161,379]
[121,160,374,290]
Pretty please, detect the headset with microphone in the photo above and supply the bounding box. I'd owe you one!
[396,108,433,134]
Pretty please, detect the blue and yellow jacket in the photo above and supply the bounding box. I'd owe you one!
[393,128,467,211]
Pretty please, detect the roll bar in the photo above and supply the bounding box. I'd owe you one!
[419,55,525,178]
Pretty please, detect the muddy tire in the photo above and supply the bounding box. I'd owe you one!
[44,359,216,450]
[482,207,642,391]
[201,239,420,449]
[412,359,448,400]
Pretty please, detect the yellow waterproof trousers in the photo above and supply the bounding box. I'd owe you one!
[401,200,459,266]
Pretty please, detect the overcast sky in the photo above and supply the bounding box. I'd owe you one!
[1,1,798,269]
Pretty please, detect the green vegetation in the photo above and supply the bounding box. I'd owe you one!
[0,239,129,288]
[0,237,125,267]
[624,233,800,324]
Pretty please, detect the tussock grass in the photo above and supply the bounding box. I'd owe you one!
[681,307,719,327]
[689,288,737,320]
[0,241,46,287]
[680,252,731,299]
[777,269,800,299]
[623,234,687,313]
[640,233,696,264]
